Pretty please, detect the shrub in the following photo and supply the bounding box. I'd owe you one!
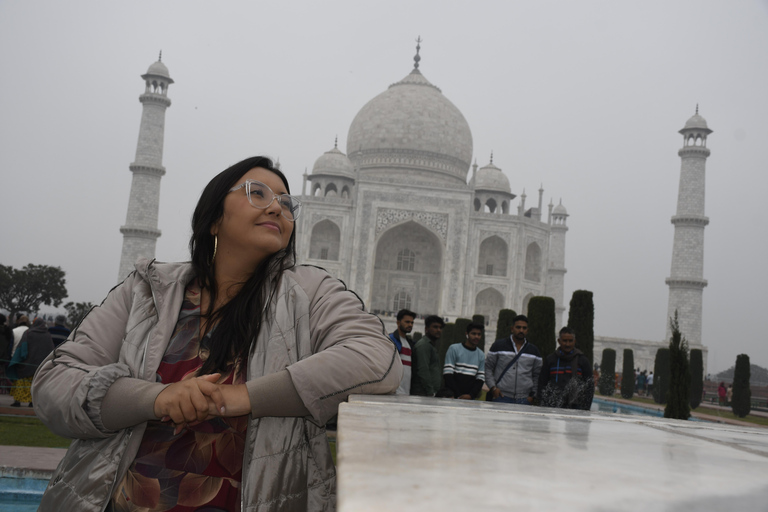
[567,290,594,369]
[653,348,670,404]
[598,349,616,396]
[664,312,690,420]
[621,349,634,399]
[472,314,486,352]
[495,309,517,342]
[689,349,703,409]
[527,297,556,358]
[731,354,752,418]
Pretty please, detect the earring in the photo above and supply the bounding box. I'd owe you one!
[212,235,218,264]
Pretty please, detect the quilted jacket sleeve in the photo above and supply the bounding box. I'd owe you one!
[285,266,402,424]
[31,273,141,439]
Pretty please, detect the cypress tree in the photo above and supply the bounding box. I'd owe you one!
[527,296,556,358]
[652,348,671,404]
[621,349,634,399]
[731,354,752,418]
[454,318,471,347]
[689,349,703,409]
[495,308,517,342]
[436,323,456,378]
[567,290,595,369]
[472,314,486,352]
[664,312,690,420]
[598,349,616,396]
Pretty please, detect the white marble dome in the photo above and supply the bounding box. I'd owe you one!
[312,145,354,178]
[684,113,709,130]
[473,161,511,194]
[346,68,473,185]
[553,202,568,215]
[144,60,172,80]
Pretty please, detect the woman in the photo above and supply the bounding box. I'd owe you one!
[32,156,401,512]
[718,381,727,406]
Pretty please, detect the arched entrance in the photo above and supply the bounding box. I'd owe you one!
[371,221,443,316]
[475,287,504,326]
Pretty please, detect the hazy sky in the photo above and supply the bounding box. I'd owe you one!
[1,1,766,374]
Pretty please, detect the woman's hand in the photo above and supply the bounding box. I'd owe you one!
[205,383,251,417]
[154,373,225,431]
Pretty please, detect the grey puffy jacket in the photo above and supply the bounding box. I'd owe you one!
[32,259,401,511]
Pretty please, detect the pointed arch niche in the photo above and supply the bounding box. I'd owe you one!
[371,221,443,316]
[475,288,504,327]
[477,236,508,276]
[309,219,341,261]
[525,242,542,282]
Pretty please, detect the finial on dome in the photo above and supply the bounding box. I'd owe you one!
[158,50,162,62]
[696,104,699,115]
[413,36,422,69]
[490,151,494,165]
[334,135,338,149]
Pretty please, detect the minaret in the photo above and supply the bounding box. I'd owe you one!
[547,200,569,329]
[665,107,711,346]
[117,54,173,281]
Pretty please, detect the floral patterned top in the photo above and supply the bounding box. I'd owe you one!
[112,281,247,512]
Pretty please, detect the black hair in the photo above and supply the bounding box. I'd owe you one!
[424,315,445,329]
[466,322,484,334]
[396,309,416,321]
[559,326,575,337]
[190,156,296,376]
[512,314,528,325]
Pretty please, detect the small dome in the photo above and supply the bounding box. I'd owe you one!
[553,202,568,215]
[144,60,172,80]
[473,161,510,194]
[684,113,708,130]
[312,145,354,178]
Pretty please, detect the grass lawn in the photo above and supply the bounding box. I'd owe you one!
[0,416,71,448]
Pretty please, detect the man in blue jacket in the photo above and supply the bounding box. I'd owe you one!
[485,315,542,404]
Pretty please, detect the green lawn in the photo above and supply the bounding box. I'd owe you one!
[0,416,71,448]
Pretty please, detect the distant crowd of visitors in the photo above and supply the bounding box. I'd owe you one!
[389,309,595,410]
[0,313,69,406]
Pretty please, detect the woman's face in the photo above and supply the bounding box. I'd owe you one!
[212,167,294,270]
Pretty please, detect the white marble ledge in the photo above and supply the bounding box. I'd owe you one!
[337,395,768,512]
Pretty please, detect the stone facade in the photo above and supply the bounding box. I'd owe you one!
[118,58,173,282]
[296,53,568,338]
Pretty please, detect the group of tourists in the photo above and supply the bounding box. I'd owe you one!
[389,309,594,410]
[0,314,69,407]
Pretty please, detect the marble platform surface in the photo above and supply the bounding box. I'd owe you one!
[336,395,768,511]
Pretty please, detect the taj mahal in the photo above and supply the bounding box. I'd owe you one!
[296,42,568,329]
[117,45,710,368]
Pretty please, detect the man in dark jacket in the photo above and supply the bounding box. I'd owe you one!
[411,315,444,396]
[485,315,542,404]
[537,326,594,410]
[48,315,71,348]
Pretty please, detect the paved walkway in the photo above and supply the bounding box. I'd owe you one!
[598,394,768,427]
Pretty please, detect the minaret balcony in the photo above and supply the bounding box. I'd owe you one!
[119,226,161,239]
[677,146,711,157]
[139,93,172,107]
[129,163,166,177]
[670,215,709,227]
[665,277,708,289]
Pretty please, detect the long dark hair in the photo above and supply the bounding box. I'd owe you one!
[190,156,296,375]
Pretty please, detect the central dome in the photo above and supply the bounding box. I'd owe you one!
[346,68,473,185]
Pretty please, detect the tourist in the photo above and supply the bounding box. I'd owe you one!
[726,383,733,406]
[48,314,71,347]
[11,315,29,355]
[537,327,594,410]
[31,156,401,511]
[646,371,654,397]
[0,314,14,394]
[718,381,727,406]
[485,314,542,404]
[389,309,416,395]
[411,315,445,396]
[442,322,486,400]
[7,318,54,407]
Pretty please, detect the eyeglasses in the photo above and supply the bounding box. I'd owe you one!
[229,179,302,221]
